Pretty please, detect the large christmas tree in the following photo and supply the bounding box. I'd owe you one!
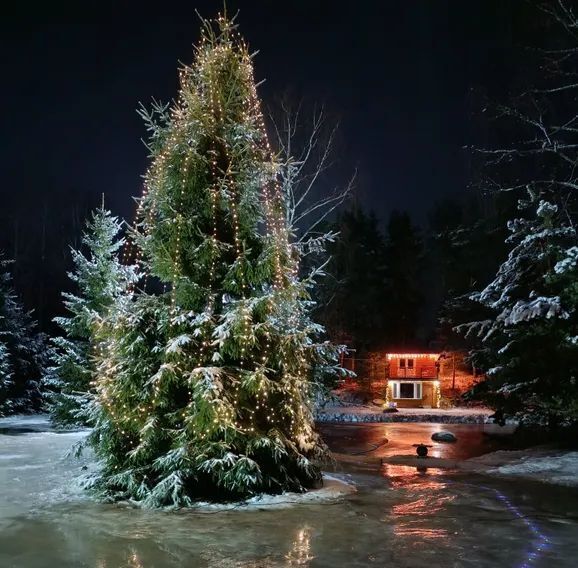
[88,16,337,506]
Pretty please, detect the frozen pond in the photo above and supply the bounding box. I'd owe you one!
[1,416,577,567]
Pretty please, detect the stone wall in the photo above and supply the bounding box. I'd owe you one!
[316,409,492,424]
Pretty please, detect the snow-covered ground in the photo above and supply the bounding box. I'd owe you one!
[193,474,356,512]
[467,448,578,487]
[0,413,54,431]
[0,414,354,517]
[495,453,578,486]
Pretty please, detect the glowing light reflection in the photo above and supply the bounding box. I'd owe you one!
[382,464,552,565]
[285,526,314,566]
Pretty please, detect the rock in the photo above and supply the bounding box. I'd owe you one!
[431,431,457,443]
[383,407,399,414]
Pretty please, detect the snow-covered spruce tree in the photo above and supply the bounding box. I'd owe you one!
[0,254,46,415]
[455,1,578,427]
[44,206,138,425]
[0,341,13,413]
[88,16,338,506]
[457,196,578,426]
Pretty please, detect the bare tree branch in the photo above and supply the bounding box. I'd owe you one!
[267,101,354,253]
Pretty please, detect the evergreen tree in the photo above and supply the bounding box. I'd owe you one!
[0,254,46,415]
[88,16,339,506]
[383,211,423,345]
[316,206,389,351]
[458,197,578,426]
[0,342,13,411]
[44,206,138,425]
[428,194,513,353]
[456,1,578,426]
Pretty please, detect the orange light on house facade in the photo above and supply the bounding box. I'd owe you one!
[386,354,441,408]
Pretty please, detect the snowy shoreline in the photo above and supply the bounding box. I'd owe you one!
[0,414,356,513]
[465,448,578,487]
[188,474,356,512]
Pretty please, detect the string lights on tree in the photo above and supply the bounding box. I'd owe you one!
[87,13,343,507]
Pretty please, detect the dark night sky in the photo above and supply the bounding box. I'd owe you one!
[0,0,522,322]
[0,1,518,221]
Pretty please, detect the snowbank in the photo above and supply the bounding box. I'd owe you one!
[460,448,578,487]
[491,452,578,487]
[191,474,356,512]
[0,413,53,431]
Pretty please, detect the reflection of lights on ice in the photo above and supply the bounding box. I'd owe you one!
[128,548,144,568]
[383,466,552,565]
[388,466,454,541]
[285,526,314,565]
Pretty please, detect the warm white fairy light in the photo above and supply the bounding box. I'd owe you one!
[96,14,319,465]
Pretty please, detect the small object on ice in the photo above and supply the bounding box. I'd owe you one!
[431,431,457,443]
[383,407,399,413]
[413,443,432,457]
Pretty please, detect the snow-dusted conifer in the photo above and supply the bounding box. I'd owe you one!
[455,2,578,427]
[0,342,13,413]
[457,196,578,425]
[88,15,341,507]
[45,206,138,425]
[0,254,46,415]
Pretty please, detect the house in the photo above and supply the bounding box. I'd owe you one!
[386,352,441,408]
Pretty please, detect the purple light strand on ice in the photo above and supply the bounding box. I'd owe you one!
[453,480,552,568]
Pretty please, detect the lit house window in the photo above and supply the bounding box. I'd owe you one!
[399,359,414,372]
[391,381,422,400]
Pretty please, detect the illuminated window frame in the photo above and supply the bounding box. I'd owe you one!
[390,381,422,400]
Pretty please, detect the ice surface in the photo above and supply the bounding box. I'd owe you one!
[0,414,92,522]
[2,415,578,567]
